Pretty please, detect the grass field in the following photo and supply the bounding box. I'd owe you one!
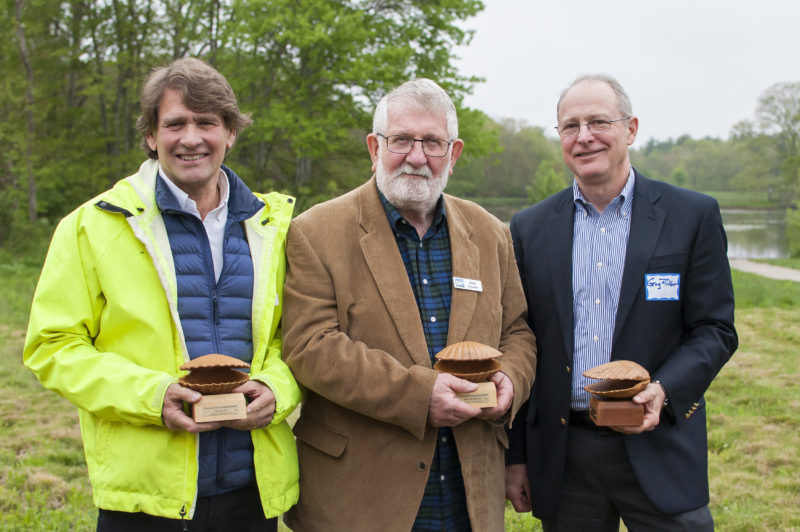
[1,257,798,530]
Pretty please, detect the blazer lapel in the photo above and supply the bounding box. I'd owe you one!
[445,197,480,345]
[546,190,576,365]
[613,173,665,346]
[358,179,431,367]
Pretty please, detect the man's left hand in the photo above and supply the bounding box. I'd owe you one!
[476,371,514,421]
[223,380,276,431]
[611,382,665,434]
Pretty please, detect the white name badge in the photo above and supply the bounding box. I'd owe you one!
[645,273,680,301]
[453,276,483,292]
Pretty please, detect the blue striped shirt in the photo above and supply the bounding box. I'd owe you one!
[571,168,635,411]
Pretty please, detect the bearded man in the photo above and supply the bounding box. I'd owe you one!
[281,78,537,531]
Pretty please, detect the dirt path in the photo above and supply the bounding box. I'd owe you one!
[729,259,800,282]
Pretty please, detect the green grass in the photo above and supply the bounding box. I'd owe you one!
[2,254,799,530]
[699,190,786,209]
[732,269,800,308]
[754,257,800,270]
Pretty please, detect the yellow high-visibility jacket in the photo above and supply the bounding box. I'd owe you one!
[24,159,300,520]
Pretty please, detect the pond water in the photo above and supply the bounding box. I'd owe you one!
[721,209,787,259]
[487,205,788,260]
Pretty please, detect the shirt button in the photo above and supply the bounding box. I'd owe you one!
[596,261,603,268]
[430,316,437,323]
[595,298,601,305]
[441,436,448,443]
[440,474,446,482]
[422,279,428,285]
[593,335,599,342]
[600,227,606,233]
[417,461,427,471]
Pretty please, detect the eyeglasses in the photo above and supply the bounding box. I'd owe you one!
[376,133,452,157]
[554,117,630,137]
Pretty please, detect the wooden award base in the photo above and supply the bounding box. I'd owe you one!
[192,393,247,422]
[589,395,643,426]
[456,381,497,408]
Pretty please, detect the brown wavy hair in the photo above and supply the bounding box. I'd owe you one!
[136,57,252,159]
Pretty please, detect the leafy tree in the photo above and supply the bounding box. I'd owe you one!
[527,160,567,204]
[2,0,488,242]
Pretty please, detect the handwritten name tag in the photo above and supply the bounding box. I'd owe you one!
[645,273,680,301]
[453,277,483,292]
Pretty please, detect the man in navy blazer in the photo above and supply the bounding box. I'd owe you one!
[505,74,737,531]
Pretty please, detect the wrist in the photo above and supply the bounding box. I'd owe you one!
[651,378,669,407]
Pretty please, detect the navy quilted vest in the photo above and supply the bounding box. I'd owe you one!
[157,167,263,496]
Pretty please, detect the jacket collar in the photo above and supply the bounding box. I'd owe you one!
[154,165,263,224]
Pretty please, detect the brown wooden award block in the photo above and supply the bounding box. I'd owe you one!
[589,395,643,426]
[456,381,497,408]
[192,393,247,422]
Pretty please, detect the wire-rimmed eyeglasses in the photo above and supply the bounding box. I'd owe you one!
[376,133,452,157]
[554,117,630,137]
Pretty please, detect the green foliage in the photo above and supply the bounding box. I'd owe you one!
[526,160,567,204]
[784,203,800,257]
[2,0,487,239]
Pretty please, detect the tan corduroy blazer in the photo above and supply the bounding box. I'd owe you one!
[282,178,537,531]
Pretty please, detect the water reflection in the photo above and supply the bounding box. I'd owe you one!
[721,209,787,259]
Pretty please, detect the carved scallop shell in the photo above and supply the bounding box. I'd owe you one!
[582,360,650,399]
[179,354,251,394]
[433,358,502,382]
[180,353,251,371]
[435,341,503,361]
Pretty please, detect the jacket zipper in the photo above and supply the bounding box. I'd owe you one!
[179,502,189,531]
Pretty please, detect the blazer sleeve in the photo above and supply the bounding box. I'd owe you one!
[650,198,737,424]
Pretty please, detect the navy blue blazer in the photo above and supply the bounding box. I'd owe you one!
[507,169,737,517]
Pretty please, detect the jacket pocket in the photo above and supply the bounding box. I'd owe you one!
[647,252,686,271]
[293,415,348,458]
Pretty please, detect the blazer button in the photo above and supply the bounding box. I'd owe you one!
[566,365,571,374]
[417,461,427,471]
[560,418,567,426]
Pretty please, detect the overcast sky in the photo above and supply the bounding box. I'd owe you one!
[454,0,800,144]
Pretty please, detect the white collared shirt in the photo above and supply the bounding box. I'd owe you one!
[159,166,230,282]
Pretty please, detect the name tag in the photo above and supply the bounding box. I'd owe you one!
[645,273,680,301]
[453,276,483,292]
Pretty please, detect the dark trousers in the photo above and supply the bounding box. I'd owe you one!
[97,485,278,532]
[541,423,714,532]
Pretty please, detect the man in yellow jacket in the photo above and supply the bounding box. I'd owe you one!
[24,58,300,531]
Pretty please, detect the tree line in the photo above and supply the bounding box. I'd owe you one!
[3,2,800,255]
[1,0,486,245]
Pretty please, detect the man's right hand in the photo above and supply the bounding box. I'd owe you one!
[427,373,482,427]
[161,383,221,433]
[505,463,532,512]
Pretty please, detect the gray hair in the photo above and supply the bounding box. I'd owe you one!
[372,78,459,140]
[557,74,633,120]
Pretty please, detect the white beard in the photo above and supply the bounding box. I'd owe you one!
[375,152,451,214]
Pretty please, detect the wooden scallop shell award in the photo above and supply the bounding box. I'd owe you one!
[179,354,250,422]
[434,341,502,408]
[583,360,650,426]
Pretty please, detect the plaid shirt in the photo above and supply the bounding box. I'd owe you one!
[379,190,472,532]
